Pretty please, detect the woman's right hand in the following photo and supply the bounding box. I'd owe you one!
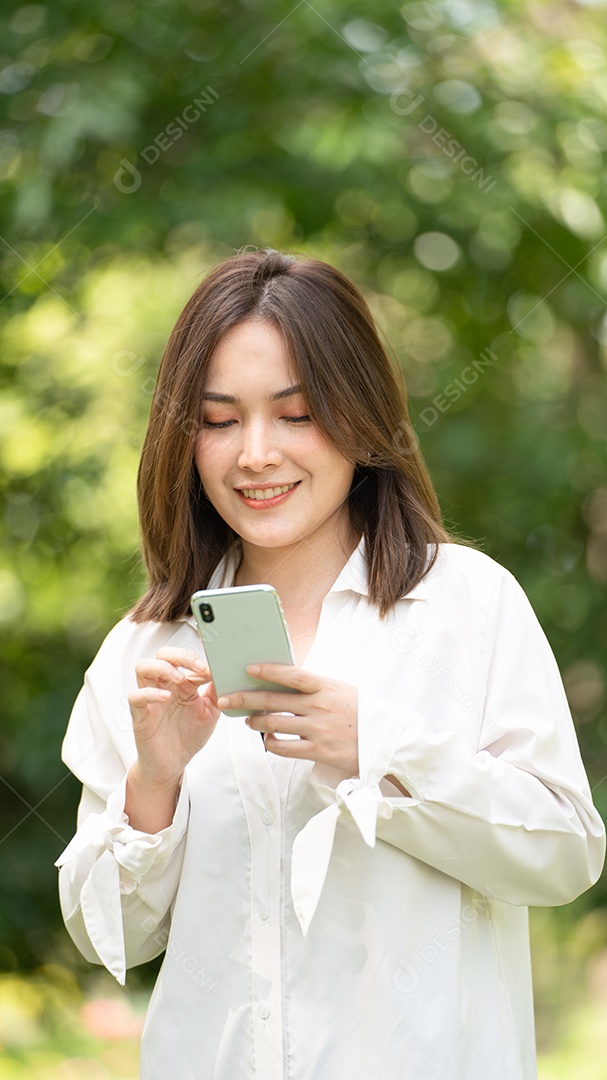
[127,645,221,788]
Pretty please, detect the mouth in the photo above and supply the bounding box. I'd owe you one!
[236,481,301,507]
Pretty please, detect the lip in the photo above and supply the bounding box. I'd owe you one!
[235,481,301,509]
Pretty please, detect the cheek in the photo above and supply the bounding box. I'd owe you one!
[306,434,354,483]
[307,454,355,499]
[193,436,204,475]
[295,426,339,457]
[194,436,220,486]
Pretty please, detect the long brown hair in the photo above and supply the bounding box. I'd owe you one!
[130,249,453,622]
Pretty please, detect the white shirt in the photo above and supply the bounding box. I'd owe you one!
[56,540,605,1080]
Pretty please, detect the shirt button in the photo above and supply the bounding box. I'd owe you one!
[259,904,269,921]
[262,810,274,825]
[258,1003,271,1020]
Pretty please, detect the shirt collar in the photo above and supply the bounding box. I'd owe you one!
[183,536,427,624]
[327,536,427,601]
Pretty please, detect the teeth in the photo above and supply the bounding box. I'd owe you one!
[240,483,297,500]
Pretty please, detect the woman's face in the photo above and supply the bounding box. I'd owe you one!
[194,318,356,556]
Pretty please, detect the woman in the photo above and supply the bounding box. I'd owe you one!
[57,249,605,1080]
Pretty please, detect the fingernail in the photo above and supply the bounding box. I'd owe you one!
[247,664,260,675]
[217,696,229,708]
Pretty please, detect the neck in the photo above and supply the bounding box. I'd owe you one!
[233,522,361,610]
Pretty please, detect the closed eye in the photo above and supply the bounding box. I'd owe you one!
[202,416,311,429]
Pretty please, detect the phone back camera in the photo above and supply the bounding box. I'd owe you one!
[200,603,215,623]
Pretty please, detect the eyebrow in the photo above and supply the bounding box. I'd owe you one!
[202,384,303,403]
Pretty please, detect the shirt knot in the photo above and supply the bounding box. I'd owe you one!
[291,776,387,937]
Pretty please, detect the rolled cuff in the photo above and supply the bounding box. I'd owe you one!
[56,774,190,984]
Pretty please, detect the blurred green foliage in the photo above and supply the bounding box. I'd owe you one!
[0,0,606,1008]
[0,964,144,1077]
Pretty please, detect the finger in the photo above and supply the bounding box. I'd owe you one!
[246,712,307,736]
[128,686,172,714]
[217,690,306,714]
[197,680,219,704]
[263,732,314,759]
[136,658,190,688]
[156,646,209,674]
[245,663,323,692]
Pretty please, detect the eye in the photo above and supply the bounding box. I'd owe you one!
[282,415,311,424]
[202,419,237,429]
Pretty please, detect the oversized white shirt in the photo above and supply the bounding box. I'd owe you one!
[56,540,605,1080]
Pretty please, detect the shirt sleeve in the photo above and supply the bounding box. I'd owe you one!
[290,568,606,934]
[55,625,190,986]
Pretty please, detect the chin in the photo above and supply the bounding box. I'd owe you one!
[245,531,300,548]
[239,523,304,546]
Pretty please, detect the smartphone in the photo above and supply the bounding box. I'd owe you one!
[190,584,299,717]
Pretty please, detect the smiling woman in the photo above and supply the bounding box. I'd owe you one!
[194,318,359,593]
[55,248,605,1080]
[130,249,447,624]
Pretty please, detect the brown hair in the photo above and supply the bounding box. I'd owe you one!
[130,249,453,623]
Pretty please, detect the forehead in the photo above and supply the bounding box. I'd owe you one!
[206,319,298,385]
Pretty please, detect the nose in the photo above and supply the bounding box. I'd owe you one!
[237,420,283,473]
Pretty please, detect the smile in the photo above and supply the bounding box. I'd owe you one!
[236,482,300,506]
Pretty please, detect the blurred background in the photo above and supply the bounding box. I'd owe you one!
[1,0,606,1076]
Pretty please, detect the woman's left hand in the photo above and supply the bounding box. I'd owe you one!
[217,664,358,774]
